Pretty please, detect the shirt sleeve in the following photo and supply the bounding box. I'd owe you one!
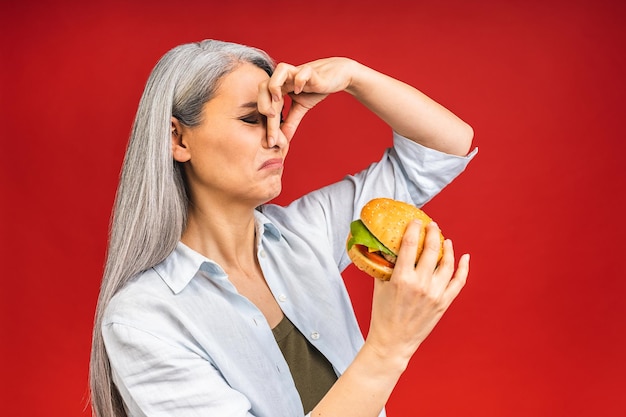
[391,132,478,207]
[103,322,256,417]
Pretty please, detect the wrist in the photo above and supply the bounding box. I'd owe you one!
[360,339,412,376]
[343,59,374,97]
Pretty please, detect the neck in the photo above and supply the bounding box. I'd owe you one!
[181,198,259,270]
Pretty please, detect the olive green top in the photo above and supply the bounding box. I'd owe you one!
[272,315,338,414]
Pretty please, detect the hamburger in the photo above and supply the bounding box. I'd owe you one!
[346,198,444,280]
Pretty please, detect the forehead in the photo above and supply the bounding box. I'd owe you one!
[212,62,270,104]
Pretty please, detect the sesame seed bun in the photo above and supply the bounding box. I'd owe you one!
[347,198,444,280]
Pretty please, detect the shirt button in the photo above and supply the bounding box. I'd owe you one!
[278,294,287,302]
[310,331,320,340]
[259,250,267,258]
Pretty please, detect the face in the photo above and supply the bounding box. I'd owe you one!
[173,63,289,208]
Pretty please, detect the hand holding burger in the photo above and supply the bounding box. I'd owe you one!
[363,205,470,368]
[346,198,444,280]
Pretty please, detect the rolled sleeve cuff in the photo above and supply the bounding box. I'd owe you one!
[392,131,478,206]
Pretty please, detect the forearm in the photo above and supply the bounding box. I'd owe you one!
[345,60,474,156]
[313,220,470,417]
[311,342,408,417]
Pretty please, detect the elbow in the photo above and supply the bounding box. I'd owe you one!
[455,121,474,156]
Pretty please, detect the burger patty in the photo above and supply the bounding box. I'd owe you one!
[382,252,397,265]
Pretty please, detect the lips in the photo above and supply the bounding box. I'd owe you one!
[259,158,284,170]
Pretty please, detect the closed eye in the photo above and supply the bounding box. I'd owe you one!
[241,114,262,124]
[240,109,284,125]
[240,112,267,125]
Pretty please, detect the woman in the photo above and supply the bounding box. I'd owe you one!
[90,39,476,417]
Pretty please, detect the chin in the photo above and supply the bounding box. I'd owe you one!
[256,184,282,206]
[266,187,282,202]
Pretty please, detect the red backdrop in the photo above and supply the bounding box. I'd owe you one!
[2,0,625,416]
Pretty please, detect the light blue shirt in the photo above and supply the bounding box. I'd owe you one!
[102,132,477,417]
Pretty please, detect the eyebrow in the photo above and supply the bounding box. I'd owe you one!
[239,101,258,109]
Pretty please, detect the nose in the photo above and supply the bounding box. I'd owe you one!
[264,129,288,150]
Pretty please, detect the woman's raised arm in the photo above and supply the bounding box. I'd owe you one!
[258,57,473,156]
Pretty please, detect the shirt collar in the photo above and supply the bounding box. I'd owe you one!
[154,212,282,294]
[152,241,214,294]
[254,209,282,241]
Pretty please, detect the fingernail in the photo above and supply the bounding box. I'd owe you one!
[272,94,280,102]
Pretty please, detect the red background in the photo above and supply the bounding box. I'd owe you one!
[2,0,625,416]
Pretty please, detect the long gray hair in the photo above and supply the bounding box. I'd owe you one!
[89,40,275,417]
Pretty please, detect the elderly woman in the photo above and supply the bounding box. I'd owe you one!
[90,39,475,417]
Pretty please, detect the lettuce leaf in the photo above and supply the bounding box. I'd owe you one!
[346,220,395,256]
